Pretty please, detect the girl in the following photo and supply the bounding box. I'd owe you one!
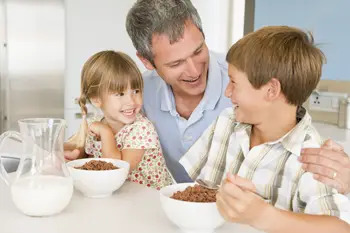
[65,50,173,189]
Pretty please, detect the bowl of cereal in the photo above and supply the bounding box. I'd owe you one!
[159,183,225,233]
[66,158,130,198]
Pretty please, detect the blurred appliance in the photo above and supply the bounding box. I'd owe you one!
[0,0,64,133]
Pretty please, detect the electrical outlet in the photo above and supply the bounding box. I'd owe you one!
[309,91,348,113]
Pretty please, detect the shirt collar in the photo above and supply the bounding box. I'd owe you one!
[233,106,311,156]
[160,52,224,113]
[279,106,311,156]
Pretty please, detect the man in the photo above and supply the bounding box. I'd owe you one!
[65,0,350,193]
[125,0,231,182]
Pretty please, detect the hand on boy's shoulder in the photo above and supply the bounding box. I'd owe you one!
[300,139,350,195]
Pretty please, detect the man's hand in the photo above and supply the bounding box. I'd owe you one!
[216,174,272,230]
[300,139,350,194]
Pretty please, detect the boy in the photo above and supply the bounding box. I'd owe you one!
[179,26,350,233]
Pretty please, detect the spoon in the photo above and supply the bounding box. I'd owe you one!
[196,179,220,190]
[196,178,268,201]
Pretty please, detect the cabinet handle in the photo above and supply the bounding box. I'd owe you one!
[75,112,93,119]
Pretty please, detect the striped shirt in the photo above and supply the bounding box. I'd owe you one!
[180,107,350,223]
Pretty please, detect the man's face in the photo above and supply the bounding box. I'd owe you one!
[140,21,209,98]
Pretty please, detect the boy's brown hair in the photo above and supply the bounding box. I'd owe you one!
[226,26,325,106]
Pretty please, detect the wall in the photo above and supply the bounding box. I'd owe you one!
[254,0,350,81]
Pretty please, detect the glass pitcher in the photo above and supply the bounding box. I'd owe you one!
[0,118,73,217]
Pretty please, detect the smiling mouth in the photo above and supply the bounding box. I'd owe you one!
[182,76,200,83]
[121,109,136,116]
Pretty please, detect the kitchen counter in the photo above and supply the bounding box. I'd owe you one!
[0,122,349,233]
[0,179,263,233]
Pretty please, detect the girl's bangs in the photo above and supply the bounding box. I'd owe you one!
[104,65,143,94]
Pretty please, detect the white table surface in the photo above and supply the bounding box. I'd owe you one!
[1,122,348,233]
[0,179,263,233]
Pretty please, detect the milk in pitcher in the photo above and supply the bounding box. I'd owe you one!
[11,175,73,216]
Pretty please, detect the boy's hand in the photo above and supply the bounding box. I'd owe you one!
[300,139,350,194]
[216,174,273,230]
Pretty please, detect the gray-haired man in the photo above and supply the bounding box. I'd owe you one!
[126,0,231,182]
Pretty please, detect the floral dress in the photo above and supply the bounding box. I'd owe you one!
[85,113,173,190]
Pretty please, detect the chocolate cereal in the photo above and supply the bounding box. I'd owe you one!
[75,160,119,170]
[171,185,217,203]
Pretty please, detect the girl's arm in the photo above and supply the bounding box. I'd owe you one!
[91,122,145,170]
[99,127,144,170]
[99,128,122,160]
[120,149,144,171]
[88,122,121,159]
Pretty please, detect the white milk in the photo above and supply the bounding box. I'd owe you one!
[11,175,73,216]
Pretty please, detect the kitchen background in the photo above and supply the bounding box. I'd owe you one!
[0,0,349,151]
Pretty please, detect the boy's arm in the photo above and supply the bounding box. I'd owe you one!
[262,208,350,233]
[216,174,350,233]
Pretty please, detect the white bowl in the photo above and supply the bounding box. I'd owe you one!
[160,183,225,233]
[66,158,130,198]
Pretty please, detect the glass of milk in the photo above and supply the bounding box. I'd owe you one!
[0,118,73,217]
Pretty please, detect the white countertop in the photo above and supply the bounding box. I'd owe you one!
[0,179,263,233]
[0,122,349,233]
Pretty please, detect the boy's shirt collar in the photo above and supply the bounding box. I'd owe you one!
[234,106,312,156]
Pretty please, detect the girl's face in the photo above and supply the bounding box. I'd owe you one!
[98,85,143,126]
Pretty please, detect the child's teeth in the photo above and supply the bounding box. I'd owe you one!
[123,110,134,115]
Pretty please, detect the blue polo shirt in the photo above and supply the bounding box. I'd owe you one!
[142,52,232,182]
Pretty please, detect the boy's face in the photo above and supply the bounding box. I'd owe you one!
[225,64,269,124]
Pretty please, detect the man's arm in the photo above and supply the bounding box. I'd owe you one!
[300,139,350,194]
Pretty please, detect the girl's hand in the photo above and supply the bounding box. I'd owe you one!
[89,122,112,140]
[64,148,84,161]
[216,173,273,230]
[64,141,86,161]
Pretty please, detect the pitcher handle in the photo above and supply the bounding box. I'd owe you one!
[0,131,22,185]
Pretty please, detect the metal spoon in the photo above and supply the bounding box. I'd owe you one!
[196,178,268,201]
[196,179,220,190]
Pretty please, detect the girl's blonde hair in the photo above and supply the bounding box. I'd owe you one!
[67,51,143,150]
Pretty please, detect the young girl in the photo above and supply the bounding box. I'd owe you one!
[66,50,173,189]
